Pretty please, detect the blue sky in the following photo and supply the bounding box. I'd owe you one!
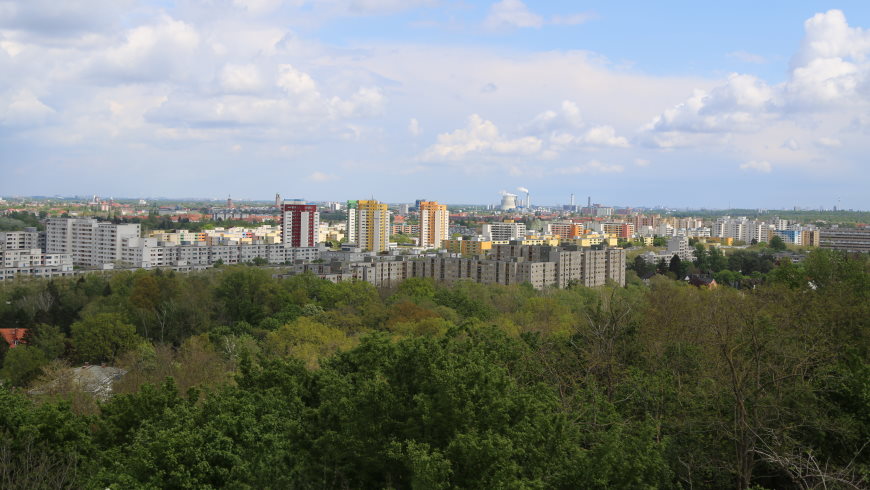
[2,1,870,209]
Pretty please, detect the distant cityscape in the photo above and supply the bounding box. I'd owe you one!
[1,193,868,288]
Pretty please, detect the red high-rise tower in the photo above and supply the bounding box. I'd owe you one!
[280,200,319,248]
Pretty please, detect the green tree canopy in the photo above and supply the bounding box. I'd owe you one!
[71,313,141,363]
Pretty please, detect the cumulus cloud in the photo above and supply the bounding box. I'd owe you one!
[781,138,800,150]
[525,100,583,133]
[740,160,772,173]
[408,117,421,136]
[642,9,870,155]
[95,15,201,82]
[422,114,542,161]
[483,1,595,30]
[527,100,629,149]
[0,0,134,37]
[232,0,287,15]
[550,13,597,26]
[484,0,543,30]
[309,171,338,182]
[422,100,630,163]
[641,74,774,135]
[555,160,624,174]
[219,64,264,93]
[815,136,842,148]
[791,10,870,68]
[727,51,767,64]
[0,89,55,127]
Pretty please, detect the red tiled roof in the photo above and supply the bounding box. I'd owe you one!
[0,328,28,348]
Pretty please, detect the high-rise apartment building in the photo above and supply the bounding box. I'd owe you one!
[418,201,449,249]
[482,221,526,241]
[347,200,390,252]
[280,200,319,248]
[46,218,139,267]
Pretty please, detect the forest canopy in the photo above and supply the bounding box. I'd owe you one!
[0,249,868,489]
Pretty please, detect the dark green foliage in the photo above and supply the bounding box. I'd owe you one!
[769,234,787,251]
[70,313,141,363]
[0,255,866,489]
[1,346,47,386]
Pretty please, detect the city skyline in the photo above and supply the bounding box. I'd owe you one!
[3,2,870,208]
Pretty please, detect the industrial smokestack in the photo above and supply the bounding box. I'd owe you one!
[516,187,530,208]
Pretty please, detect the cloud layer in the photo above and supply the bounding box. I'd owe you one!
[0,3,868,207]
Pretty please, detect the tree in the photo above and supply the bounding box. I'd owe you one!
[630,255,655,277]
[769,235,787,251]
[1,346,47,386]
[71,313,141,363]
[214,267,283,325]
[264,317,353,369]
[656,258,669,275]
[30,323,66,359]
[669,254,687,278]
[693,243,708,271]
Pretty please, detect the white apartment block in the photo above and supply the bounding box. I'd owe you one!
[667,236,694,261]
[46,218,139,268]
[119,239,321,269]
[0,248,73,281]
[482,222,527,241]
[0,230,42,250]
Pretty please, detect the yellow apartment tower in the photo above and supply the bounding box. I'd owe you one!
[418,201,449,249]
[347,200,390,252]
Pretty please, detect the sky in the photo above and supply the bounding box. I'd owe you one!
[2,1,870,209]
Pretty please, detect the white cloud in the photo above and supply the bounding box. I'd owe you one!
[422,114,542,161]
[219,63,264,93]
[634,158,650,166]
[525,100,583,133]
[727,51,767,64]
[484,0,543,30]
[97,15,200,82]
[740,160,772,173]
[232,0,286,15]
[526,100,628,149]
[309,171,338,182]
[0,0,134,37]
[815,137,841,148]
[792,10,870,68]
[555,160,624,174]
[0,89,55,127]
[576,125,629,147]
[337,0,436,14]
[408,117,421,136]
[277,64,320,97]
[781,138,800,150]
[0,40,23,57]
[642,9,870,159]
[642,74,774,136]
[550,13,597,26]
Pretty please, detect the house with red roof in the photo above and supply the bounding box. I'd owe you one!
[0,328,28,348]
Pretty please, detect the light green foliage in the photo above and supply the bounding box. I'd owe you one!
[265,317,354,368]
